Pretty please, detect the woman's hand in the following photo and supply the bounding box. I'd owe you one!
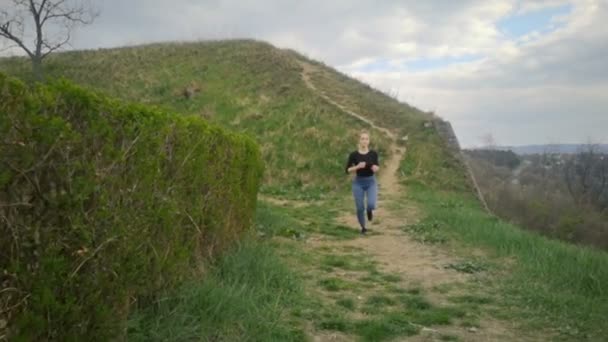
[356,162,366,170]
[371,165,380,173]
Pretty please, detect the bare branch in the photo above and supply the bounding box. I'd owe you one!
[68,236,118,280]
[600,157,607,195]
[0,17,34,57]
[0,43,17,53]
[0,202,33,208]
[41,28,69,59]
[0,0,98,80]
[564,160,577,201]
[41,0,65,24]
[41,0,95,26]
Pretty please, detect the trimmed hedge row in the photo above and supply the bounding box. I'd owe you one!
[0,73,263,341]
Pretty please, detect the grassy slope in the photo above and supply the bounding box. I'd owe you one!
[287,50,474,193]
[128,205,308,341]
[1,40,466,196]
[0,40,393,199]
[2,40,607,340]
[407,186,608,339]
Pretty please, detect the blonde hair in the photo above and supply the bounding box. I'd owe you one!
[358,130,370,149]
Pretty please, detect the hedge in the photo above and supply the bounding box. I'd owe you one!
[0,73,263,341]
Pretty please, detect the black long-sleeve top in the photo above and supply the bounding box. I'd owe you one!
[345,150,379,177]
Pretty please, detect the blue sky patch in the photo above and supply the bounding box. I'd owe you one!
[405,54,483,71]
[355,54,483,73]
[356,59,394,72]
[498,4,573,38]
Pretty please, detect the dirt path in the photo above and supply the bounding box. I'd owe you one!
[299,62,396,140]
[285,61,534,341]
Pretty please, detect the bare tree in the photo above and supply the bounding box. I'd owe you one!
[564,144,608,211]
[478,133,497,150]
[538,144,557,181]
[0,0,98,81]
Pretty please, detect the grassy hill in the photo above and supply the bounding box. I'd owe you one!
[2,40,607,341]
[0,40,468,198]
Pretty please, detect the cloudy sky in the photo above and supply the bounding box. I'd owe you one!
[2,0,606,147]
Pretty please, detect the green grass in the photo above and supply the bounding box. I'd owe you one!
[406,287,422,295]
[335,297,356,311]
[274,203,363,240]
[385,285,409,294]
[365,295,397,307]
[317,224,362,240]
[381,274,402,283]
[127,236,305,341]
[407,306,466,326]
[322,254,351,268]
[403,220,449,244]
[440,334,461,341]
[127,202,309,341]
[359,275,381,283]
[318,278,353,292]
[321,253,377,272]
[448,295,493,305]
[444,260,490,274]
[357,294,467,330]
[318,317,351,332]
[255,201,315,241]
[407,184,608,340]
[400,128,473,192]
[399,294,432,310]
[261,184,334,201]
[432,283,458,295]
[354,313,419,341]
[459,317,481,328]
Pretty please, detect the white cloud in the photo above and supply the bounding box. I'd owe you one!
[336,0,608,146]
[1,0,605,147]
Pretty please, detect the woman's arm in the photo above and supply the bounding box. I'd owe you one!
[345,153,364,174]
[371,151,380,173]
[345,153,355,174]
[347,165,361,173]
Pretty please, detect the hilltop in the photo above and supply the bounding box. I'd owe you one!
[0,40,470,198]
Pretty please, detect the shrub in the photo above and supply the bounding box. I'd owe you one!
[0,73,263,340]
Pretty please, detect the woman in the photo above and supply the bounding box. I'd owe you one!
[345,130,379,234]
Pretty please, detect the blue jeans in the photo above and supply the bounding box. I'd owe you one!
[352,176,377,228]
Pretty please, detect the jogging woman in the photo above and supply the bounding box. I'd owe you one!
[345,130,379,234]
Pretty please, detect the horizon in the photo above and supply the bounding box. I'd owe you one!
[1,0,606,147]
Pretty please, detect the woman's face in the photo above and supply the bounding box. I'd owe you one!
[359,133,370,149]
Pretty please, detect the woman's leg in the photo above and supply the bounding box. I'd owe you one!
[352,179,367,232]
[366,177,378,220]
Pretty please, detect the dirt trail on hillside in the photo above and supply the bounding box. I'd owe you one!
[293,61,533,341]
[299,62,396,140]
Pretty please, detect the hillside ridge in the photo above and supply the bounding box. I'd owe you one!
[275,57,531,341]
[431,118,491,212]
[295,52,489,212]
[0,39,474,196]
